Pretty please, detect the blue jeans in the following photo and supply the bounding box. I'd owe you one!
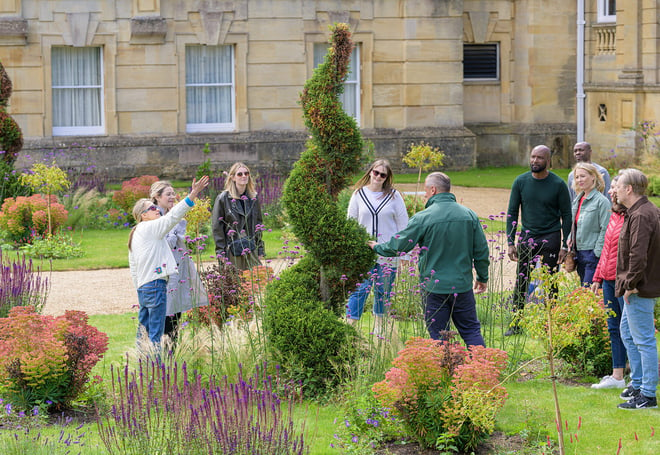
[423,290,485,347]
[346,263,396,319]
[137,279,167,345]
[576,250,599,286]
[602,280,627,369]
[620,294,658,398]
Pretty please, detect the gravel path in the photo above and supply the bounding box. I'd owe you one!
[42,186,512,316]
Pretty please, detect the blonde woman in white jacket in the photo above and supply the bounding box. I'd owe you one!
[128,176,209,345]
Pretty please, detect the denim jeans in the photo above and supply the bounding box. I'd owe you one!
[576,249,599,286]
[137,279,168,345]
[602,280,627,370]
[620,293,658,398]
[513,231,561,311]
[346,263,396,319]
[423,290,485,347]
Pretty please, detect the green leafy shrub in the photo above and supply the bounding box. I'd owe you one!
[0,194,68,245]
[0,306,109,411]
[19,232,84,259]
[264,256,363,397]
[0,160,30,205]
[111,175,158,213]
[372,337,508,452]
[648,174,660,196]
[539,287,612,379]
[0,60,23,165]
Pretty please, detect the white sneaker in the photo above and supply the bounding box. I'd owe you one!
[591,375,626,389]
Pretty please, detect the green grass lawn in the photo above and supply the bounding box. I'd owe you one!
[6,228,289,271]
[389,166,571,188]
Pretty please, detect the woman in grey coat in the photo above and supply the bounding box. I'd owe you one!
[151,181,209,342]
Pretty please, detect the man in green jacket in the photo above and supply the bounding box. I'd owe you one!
[368,172,489,346]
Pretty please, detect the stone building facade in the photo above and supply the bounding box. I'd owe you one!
[0,0,657,180]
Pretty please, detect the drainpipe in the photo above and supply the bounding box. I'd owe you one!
[576,0,586,142]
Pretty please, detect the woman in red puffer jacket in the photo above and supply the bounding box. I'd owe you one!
[590,176,628,389]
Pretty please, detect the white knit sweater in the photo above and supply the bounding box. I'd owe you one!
[129,198,194,289]
[347,187,409,265]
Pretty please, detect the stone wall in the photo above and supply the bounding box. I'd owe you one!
[17,126,477,181]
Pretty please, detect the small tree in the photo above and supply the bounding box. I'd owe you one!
[520,266,608,455]
[402,142,445,210]
[20,162,70,237]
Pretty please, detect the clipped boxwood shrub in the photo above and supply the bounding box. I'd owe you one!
[264,256,362,397]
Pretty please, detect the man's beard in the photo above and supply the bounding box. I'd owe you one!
[530,163,546,173]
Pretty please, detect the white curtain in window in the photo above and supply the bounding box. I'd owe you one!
[186,45,233,125]
[313,43,360,122]
[52,47,102,127]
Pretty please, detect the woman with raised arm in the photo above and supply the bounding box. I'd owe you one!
[128,176,209,346]
[150,180,208,344]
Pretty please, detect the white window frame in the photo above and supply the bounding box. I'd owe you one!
[185,45,235,133]
[597,0,616,23]
[52,47,105,136]
[314,42,361,126]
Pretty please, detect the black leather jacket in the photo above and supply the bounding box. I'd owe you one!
[211,190,265,258]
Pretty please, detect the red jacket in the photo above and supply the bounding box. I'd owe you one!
[593,211,625,283]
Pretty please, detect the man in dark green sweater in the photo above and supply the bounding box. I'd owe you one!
[369,172,489,346]
[506,145,572,335]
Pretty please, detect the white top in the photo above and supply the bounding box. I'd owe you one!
[129,198,193,289]
[347,187,409,265]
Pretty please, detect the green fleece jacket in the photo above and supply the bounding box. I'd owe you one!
[373,192,489,294]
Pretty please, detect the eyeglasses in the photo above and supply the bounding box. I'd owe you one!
[236,171,250,177]
[371,169,388,179]
[142,205,159,214]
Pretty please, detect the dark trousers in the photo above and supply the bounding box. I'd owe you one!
[164,312,181,342]
[423,290,485,347]
[513,231,561,311]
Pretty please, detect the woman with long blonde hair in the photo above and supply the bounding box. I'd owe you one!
[567,162,611,285]
[346,159,408,333]
[211,162,264,271]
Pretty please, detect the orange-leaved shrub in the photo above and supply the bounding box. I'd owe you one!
[112,175,158,213]
[0,306,109,411]
[372,336,508,452]
[0,194,67,244]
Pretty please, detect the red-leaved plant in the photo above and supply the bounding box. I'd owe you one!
[111,175,158,213]
[0,194,68,245]
[372,336,508,452]
[0,306,108,411]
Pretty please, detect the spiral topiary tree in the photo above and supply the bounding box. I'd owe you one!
[263,24,375,396]
[0,60,23,165]
[0,59,26,205]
